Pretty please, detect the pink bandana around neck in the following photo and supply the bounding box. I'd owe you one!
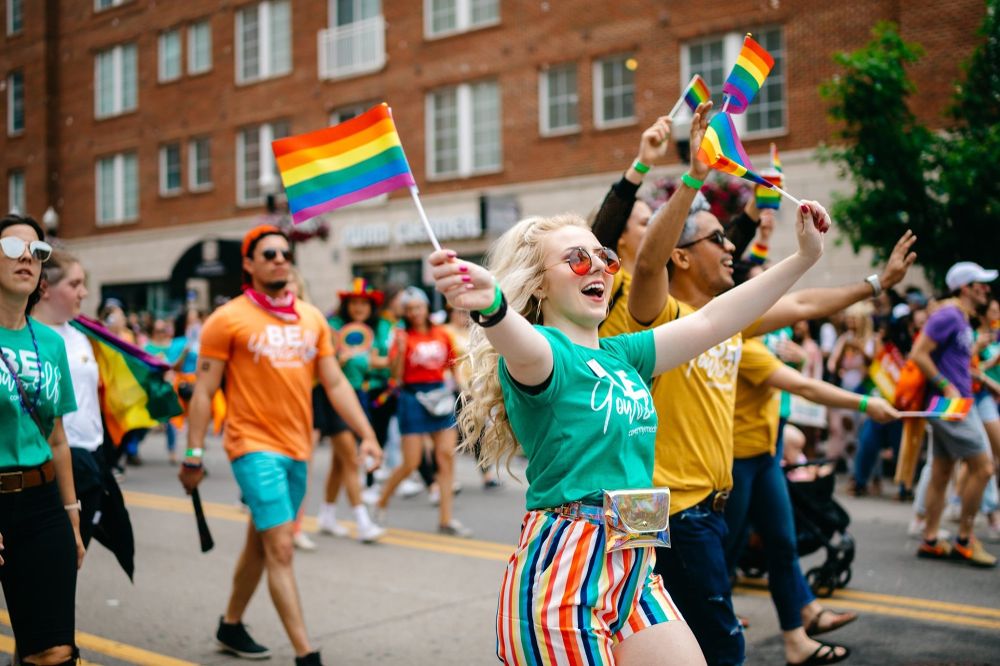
[243,286,299,323]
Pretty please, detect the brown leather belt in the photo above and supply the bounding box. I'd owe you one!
[694,490,730,513]
[0,460,56,493]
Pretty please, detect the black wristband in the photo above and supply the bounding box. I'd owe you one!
[470,292,508,328]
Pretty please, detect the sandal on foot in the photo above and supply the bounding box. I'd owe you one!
[786,642,851,666]
[805,608,858,637]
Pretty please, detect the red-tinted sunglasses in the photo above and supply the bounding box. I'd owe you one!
[545,246,621,276]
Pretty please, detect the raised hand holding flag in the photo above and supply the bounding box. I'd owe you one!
[668,74,711,119]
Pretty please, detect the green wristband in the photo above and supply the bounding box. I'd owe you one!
[479,283,503,317]
[681,173,704,190]
[185,447,204,458]
[632,160,650,174]
[858,396,869,413]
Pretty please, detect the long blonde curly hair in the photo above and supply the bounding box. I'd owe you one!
[457,213,590,475]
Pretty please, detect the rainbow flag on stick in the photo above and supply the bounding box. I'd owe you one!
[70,315,182,446]
[721,34,775,114]
[272,104,416,225]
[770,142,783,172]
[755,172,783,210]
[668,74,711,118]
[697,113,773,187]
[898,396,974,420]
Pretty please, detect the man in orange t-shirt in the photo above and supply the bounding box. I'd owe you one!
[179,225,379,666]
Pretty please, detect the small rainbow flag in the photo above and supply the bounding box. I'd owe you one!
[697,113,773,187]
[683,74,712,112]
[749,241,769,265]
[899,396,974,420]
[770,142,783,173]
[272,104,416,224]
[722,34,775,114]
[755,172,783,210]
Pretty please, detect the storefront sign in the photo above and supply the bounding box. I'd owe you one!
[343,223,392,249]
[396,215,483,245]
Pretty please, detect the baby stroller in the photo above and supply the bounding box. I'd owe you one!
[739,460,855,598]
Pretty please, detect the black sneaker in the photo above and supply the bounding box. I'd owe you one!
[216,617,271,660]
[295,651,323,666]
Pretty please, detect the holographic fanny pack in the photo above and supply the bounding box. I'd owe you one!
[602,488,671,553]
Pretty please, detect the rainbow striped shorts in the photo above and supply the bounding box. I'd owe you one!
[496,507,683,665]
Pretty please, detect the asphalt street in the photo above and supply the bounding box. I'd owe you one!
[2,430,999,665]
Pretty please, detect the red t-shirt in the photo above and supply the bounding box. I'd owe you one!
[393,326,455,385]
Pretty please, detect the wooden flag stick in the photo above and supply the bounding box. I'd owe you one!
[408,186,442,252]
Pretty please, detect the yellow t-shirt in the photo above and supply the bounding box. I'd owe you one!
[200,296,334,462]
[622,295,758,514]
[598,269,632,338]
[732,338,783,459]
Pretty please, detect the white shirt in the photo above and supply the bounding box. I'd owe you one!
[53,323,104,452]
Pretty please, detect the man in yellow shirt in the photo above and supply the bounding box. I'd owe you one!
[624,108,918,663]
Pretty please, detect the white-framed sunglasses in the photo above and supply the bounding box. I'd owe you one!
[0,237,53,262]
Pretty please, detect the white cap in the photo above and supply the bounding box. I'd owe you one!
[945,261,998,292]
[892,303,911,320]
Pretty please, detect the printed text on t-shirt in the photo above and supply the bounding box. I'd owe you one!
[247,325,319,368]
[586,359,654,434]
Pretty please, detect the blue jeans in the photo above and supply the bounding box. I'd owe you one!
[725,453,815,631]
[654,504,744,666]
[853,419,903,488]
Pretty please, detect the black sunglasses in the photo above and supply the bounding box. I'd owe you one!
[544,246,621,276]
[261,248,294,262]
[678,229,727,249]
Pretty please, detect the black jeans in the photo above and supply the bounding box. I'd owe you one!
[0,477,77,657]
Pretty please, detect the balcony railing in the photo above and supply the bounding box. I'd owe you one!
[318,16,386,80]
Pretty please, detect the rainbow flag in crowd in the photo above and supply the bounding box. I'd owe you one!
[683,74,712,111]
[70,315,182,446]
[272,103,416,224]
[722,34,775,114]
[755,172,783,210]
[899,395,974,420]
[770,142,783,172]
[697,113,773,187]
[869,344,905,403]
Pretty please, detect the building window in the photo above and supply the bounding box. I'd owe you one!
[158,29,182,82]
[682,29,786,136]
[237,120,290,205]
[187,20,213,74]
[7,170,24,214]
[95,0,130,10]
[426,80,501,178]
[745,27,785,135]
[188,137,212,190]
[424,0,499,38]
[96,152,138,226]
[6,0,22,35]
[236,0,291,84]
[593,54,635,128]
[95,43,137,118]
[539,64,579,136]
[159,143,182,195]
[7,70,23,135]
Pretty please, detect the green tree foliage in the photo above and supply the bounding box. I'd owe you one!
[821,10,998,288]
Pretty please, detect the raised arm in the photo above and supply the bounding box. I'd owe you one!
[753,230,917,335]
[766,364,898,422]
[651,202,825,375]
[428,251,553,387]
[591,116,671,249]
[629,101,712,325]
[726,196,763,260]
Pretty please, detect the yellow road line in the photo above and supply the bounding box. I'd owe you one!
[0,611,195,666]
[125,490,1000,633]
[737,587,1000,631]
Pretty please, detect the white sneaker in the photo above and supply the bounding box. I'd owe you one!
[439,519,473,538]
[396,478,424,499]
[357,522,386,543]
[317,512,350,538]
[373,467,391,482]
[361,486,383,506]
[428,484,441,506]
[293,532,317,551]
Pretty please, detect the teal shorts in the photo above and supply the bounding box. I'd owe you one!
[231,452,308,532]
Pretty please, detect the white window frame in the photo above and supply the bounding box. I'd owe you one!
[425,80,502,180]
[94,43,137,119]
[7,170,24,214]
[593,54,636,129]
[236,121,289,206]
[235,0,292,85]
[680,29,787,138]
[159,142,182,196]
[188,137,212,191]
[187,20,213,75]
[7,70,24,136]
[423,0,499,39]
[6,0,22,35]
[158,29,182,83]
[95,152,138,226]
[538,64,580,137]
[743,26,786,139]
[94,0,129,11]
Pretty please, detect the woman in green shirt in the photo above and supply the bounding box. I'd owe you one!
[0,214,83,666]
[426,200,827,664]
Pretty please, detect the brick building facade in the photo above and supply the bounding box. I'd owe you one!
[0,0,986,315]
